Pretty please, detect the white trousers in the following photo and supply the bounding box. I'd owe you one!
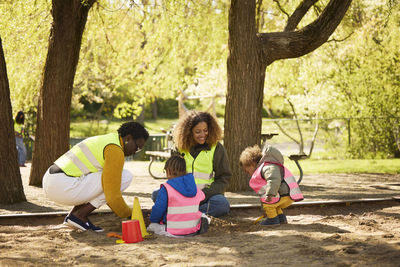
[42,168,133,209]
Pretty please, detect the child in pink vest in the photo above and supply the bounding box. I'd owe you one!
[149,156,209,236]
[239,145,303,226]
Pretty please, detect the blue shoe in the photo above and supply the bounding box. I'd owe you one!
[87,220,104,233]
[65,214,90,231]
[278,214,288,224]
[259,216,280,226]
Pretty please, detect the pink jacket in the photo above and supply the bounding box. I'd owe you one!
[249,161,303,204]
[163,183,205,235]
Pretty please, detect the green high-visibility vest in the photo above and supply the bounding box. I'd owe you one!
[181,145,216,189]
[55,133,121,177]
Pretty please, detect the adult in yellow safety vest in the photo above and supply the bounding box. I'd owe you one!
[155,111,231,218]
[42,121,149,232]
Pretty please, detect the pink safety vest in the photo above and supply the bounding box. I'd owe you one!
[163,183,205,235]
[249,161,304,204]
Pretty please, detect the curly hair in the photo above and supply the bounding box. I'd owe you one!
[164,155,187,177]
[173,111,222,151]
[239,145,263,168]
[117,121,149,140]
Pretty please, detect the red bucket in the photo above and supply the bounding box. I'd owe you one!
[122,220,143,243]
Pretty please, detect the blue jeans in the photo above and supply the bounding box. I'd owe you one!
[15,137,26,166]
[151,189,230,218]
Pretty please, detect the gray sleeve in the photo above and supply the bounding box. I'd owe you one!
[262,165,281,196]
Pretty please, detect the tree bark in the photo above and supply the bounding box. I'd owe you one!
[0,36,26,204]
[225,0,352,192]
[29,0,96,186]
[225,0,266,191]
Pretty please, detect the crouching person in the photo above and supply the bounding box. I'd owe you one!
[148,156,209,237]
[43,122,149,232]
[239,145,303,226]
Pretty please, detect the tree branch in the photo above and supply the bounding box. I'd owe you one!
[273,0,289,18]
[284,0,318,32]
[258,0,352,64]
[327,31,354,42]
[264,105,300,145]
[287,98,304,154]
[307,120,319,157]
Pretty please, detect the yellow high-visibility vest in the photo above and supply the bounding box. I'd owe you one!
[14,122,24,136]
[181,145,216,189]
[55,133,121,177]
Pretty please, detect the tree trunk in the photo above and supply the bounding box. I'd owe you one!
[225,0,265,191]
[29,0,96,186]
[0,36,26,204]
[136,103,145,124]
[225,0,352,192]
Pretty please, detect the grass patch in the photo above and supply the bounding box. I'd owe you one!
[284,158,400,175]
[70,118,178,137]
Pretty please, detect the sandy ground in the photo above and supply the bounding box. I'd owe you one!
[1,161,400,266]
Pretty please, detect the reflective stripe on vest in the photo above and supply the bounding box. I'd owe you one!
[181,145,216,189]
[163,182,205,235]
[54,133,121,177]
[249,161,304,204]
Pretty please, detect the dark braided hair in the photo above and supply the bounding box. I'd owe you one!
[164,155,186,177]
[117,121,149,140]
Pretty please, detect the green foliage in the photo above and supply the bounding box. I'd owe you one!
[73,0,228,120]
[3,0,399,160]
[263,0,400,159]
[143,98,179,119]
[0,0,51,119]
[327,1,400,158]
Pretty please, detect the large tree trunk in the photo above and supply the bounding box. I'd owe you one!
[225,0,352,192]
[225,0,265,191]
[29,0,96,186]
[0,36,26,204]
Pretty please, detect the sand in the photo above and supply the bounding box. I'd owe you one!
[0,161,399,266]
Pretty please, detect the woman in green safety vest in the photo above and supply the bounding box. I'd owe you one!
[14,111,27,167]
[152,111,232,217]
[42,121,149,232]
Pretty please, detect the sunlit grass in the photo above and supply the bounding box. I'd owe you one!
[70,118,399,175]
[70,118,178,137]
[285,158,400,175]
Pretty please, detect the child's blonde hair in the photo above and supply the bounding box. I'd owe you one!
[239,145,263,168]
[164,155,187,178]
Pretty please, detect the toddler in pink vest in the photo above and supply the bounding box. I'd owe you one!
[148,156,209,236]
[239,145,303,226]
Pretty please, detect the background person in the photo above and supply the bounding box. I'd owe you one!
[14,111,27,167]
[43,121,149,232]
[158,111,232,217]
